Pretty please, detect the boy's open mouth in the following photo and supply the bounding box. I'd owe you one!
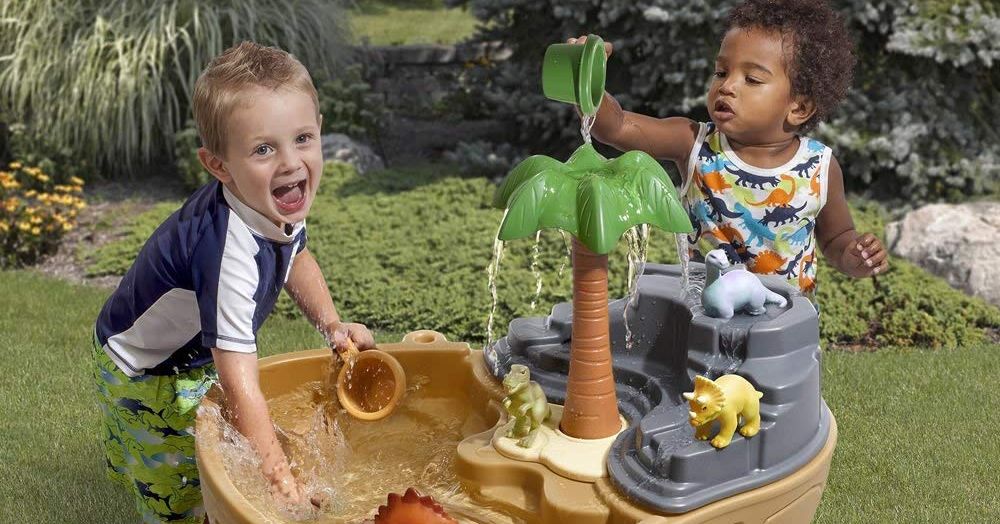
[272,179,307,213]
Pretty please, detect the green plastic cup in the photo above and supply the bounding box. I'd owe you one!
[541,34,607,116]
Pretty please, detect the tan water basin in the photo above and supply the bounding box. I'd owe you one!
[196,331,835,524]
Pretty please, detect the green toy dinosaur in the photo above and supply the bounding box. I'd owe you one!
[501,364,550,448]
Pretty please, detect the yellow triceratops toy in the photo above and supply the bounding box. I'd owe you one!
[684,374,763,449]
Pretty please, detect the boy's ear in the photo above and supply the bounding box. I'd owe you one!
[197,147,232,184]
[788,96,817,127]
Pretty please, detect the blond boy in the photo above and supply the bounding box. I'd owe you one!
[93,41,372,522]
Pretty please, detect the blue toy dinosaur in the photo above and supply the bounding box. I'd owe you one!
[701,249,787,319]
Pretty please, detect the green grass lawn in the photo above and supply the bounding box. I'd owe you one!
[350,0,479,45]
[1,270,997,522]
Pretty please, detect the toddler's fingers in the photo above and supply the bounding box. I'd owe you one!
[864,249,887,269]
[854,233,877,254]
[872,256,889,276]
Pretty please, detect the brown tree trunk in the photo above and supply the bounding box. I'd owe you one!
[559,237,621,439]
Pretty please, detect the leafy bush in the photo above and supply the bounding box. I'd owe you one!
[445,0,1000,204]
[88,161,998,349]
[318,64,389,143]
[0,162,85,268]
[0,0,349,179]
[173,121,213,192]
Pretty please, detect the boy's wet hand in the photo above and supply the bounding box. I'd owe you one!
[326,320,376,354]
[566,35,613,58]
[849,232,889,277]
[268,468,306,507]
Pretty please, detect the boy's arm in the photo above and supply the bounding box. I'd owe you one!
[283,248,375,351]
[568,36,700,166]
[816,157,889,277]
[590,94,701,166]
[210,348,304,505]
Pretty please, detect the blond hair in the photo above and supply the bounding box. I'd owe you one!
[192,41,319,156]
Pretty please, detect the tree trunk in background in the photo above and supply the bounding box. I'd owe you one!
[560,237,621,439]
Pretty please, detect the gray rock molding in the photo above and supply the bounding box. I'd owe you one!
[887,202,1000,307]
[486,262,831,514]
[321,133,385,174]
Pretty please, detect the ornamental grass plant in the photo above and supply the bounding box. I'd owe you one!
[0,0,349,178]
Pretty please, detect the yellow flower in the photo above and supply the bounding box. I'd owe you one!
[0,222,8,232]
[24,190,37,198]
[30,226,40,235]
[75,201,86,209]
[37,173,50,183]
[17,221,30,232]
[70,176,85,186]
[62,223,74,232]
[9,162,22,170]
[30,215,42,225]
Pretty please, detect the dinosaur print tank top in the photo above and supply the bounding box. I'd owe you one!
[682,122,831,300]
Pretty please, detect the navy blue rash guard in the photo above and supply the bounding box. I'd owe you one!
[95,181,306,376]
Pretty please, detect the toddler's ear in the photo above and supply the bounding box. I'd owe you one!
[197,147,232,183]
[787,97,817,128]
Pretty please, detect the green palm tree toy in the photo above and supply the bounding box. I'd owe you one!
[494,143,692,439]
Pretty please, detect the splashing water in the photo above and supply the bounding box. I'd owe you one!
[622,225,650,350]
[675,232,706,313]
[529,231,543,311]
[580,114,596,144]
[485,227,507,365]
[556,230,571,279]
[208,379,523,523]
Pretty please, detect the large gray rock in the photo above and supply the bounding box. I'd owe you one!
[886,202,1000,306]
[321,133,384,174]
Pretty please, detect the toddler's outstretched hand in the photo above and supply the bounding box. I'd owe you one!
[567,35,613,58]
[842,232,889,277]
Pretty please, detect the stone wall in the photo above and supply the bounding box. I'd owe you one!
[355,41,511,116]
[352,41,512,163]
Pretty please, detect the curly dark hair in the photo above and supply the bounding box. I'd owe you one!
[725,0,856,132]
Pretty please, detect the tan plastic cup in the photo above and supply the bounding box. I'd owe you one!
[335,339,406,421]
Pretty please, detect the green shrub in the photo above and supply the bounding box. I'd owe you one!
[173,121,213,192]
[88,162,999,348]
[0,162,86,268]
[0,0,349,179]
[445,0,1000,204]
[318,64,389,143]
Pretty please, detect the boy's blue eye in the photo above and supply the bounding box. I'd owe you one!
[254,144,272,156]
[296,133,313,144]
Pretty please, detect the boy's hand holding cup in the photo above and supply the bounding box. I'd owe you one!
[325,320,375,360]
